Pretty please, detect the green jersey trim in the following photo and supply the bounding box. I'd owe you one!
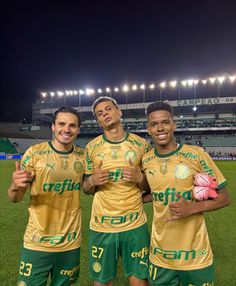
[218,181,227,190]
[48,141,74,155]
[154,143,183,158]
[102,132,129,144]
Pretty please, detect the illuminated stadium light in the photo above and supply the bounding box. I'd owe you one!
[209,77,216,84]
[73,90,78,95]
[122,85,129,92]
[41,92,47,98]
[192,105,197,111]
[229,75,236,82]
[114,87,119,92]
[217,76,225,84]
[105,87,111,93]
[140,84,145,90]
[132,84,137,91]
[170,81,177,88]
[149,83,155,89]
[187,79,193,86]
[202,79,208,85]
[97,89,102,94]
[180,115,183,118]
[50,92,55,97]
[65,90,70,96]
[181,80,187,87]
[193,79,199,85]
[69,90,74,95]
[160,82,166,88]
[85,88,94,95]
[79,89,85,95]
[57,91,64,97]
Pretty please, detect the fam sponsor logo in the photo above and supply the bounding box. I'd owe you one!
[97,212,139,225]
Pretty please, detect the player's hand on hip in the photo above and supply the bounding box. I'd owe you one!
[12,161,34,189]
[123,159,143,183]
[91,160,109,186]
[164,193,193,222]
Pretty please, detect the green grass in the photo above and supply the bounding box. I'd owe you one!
[0,160,235,285]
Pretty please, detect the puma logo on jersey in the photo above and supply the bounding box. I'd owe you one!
[140,260,149,267]
[148,170,156,177]
[46,163,55,170]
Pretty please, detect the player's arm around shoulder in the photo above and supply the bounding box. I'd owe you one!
[8,161,34,203]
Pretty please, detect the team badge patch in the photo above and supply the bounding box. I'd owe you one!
[61,159,68,170]
[111,146,121,159]
[174,163,190,179]
[93,262,102,273]
[74,161,83,173]
[160,159,169,175]
[125,150,137,163]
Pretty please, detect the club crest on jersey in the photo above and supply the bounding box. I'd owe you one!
[160,159,169,175]
[125,150,137,163]
[61,159,68,170]
[111,146,121,159]
[93,262,102,273]
[174,163,190,179]
[74,161,83,173]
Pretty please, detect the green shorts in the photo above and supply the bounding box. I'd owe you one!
[89,223,150,284]
[149,261,215,286]
[17,247,80,286]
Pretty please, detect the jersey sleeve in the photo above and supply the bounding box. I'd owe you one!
[198,148,227,190]
[21,146,35,173]
[84,144,93,177]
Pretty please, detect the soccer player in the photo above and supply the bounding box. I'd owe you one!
[83,96,150,286]
[142,101,230,286]
[7,107,84,286]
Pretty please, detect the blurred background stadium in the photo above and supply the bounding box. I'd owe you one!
[0,73,236,158]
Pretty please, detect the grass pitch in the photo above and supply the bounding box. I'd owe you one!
[0,160,235,285]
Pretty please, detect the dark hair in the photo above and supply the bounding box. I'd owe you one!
[92,96,119,117]
[52,106,81,127]
[146,101,174,117]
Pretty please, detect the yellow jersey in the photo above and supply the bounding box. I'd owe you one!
[142,144,227,270]
[21,141,84,252]
[84,132,150,233]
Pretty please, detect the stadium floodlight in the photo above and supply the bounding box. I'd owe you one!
[192,105,197,111]
[73,90,78,95]
[140,84,145,90]
[79,89,85,95]
[85,88,94,95]
[149,83,155,89]
[180,115,183,118]
[65,90,70,96]
[69,90,74,95]
[105,87,111,93]
[50,92,55,97]
[41,92,47,98]
[209,77,216,84]
[170,81,177,88]
[193,79,199,85]
[159,82,166,89]
[187,79,193,86]
[97,88,103,93]
[229,75,236,83]
[217,76,225,84]
[57,91,64,97]
[132,84,137,91]
[202,79,208,85]
[122,84,129,92]
[181,80,187,87]
[114,87,119,92]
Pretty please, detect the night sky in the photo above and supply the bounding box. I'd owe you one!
[1,0,236,122]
